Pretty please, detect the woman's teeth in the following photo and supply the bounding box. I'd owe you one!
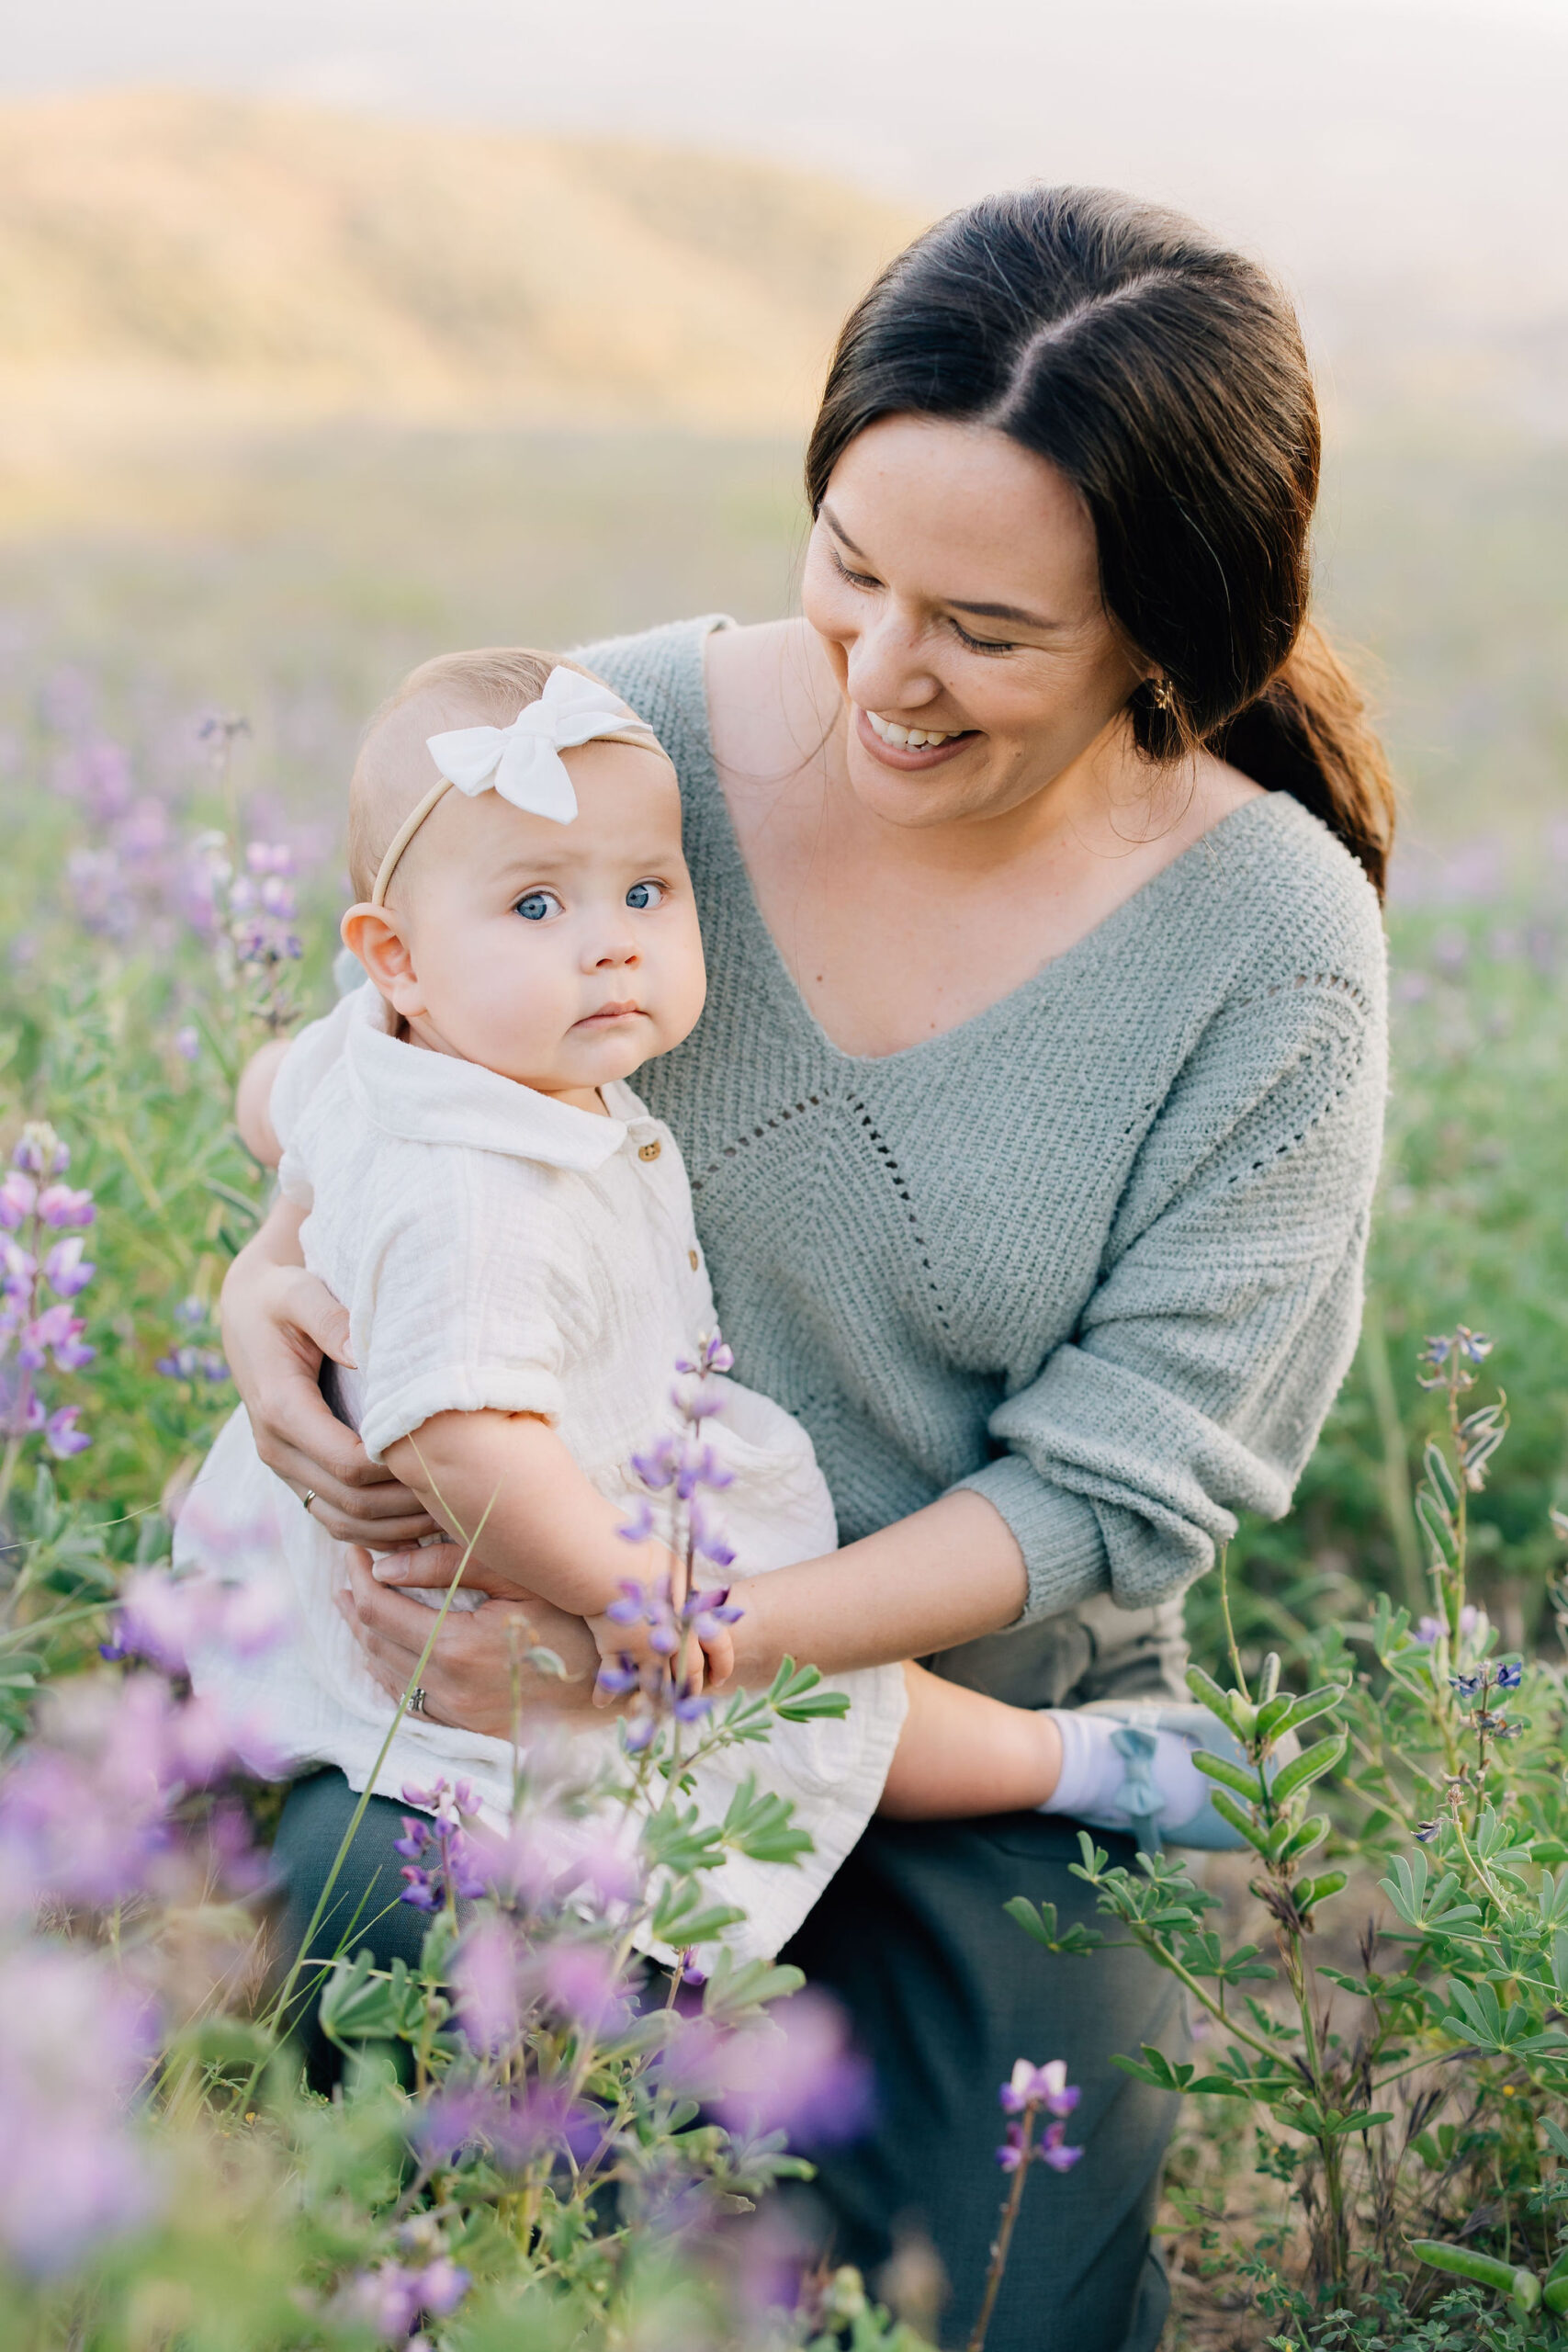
[864,708,963,750]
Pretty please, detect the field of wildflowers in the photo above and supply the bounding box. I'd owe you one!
[2,424,1567,2348]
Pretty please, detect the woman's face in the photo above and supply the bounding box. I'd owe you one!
[800,414,1146,830]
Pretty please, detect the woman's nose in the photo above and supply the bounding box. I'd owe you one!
[842,603,942,715]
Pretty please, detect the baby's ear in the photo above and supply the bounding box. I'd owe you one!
[341,903,425,1015]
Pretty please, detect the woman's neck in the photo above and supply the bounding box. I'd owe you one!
[705,616,1262,1060]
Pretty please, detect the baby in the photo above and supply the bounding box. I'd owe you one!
[182,648,1235,1961]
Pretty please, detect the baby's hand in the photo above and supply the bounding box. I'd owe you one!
[588,1577,740,1708]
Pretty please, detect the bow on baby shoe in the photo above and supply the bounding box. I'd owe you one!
[425,667,665,827]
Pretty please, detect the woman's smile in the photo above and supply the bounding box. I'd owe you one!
[854,703,977,769]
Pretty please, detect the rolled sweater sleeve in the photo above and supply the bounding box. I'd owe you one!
[958,959,1387,1624]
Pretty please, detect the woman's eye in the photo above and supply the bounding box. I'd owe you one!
[626,879,667,910]
[513,889,562,922]
[830,545,880,593]
[951,618,1018,655]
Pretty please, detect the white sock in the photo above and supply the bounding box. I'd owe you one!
[1042,1710,1208,1830]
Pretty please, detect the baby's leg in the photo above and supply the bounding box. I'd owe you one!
[878,1663,1209,1832]
[878,1665,1064,1818]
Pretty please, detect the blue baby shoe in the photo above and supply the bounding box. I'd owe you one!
[1070,1700,1273,1857]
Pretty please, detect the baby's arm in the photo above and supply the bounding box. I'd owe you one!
[877,1664,1064,1819]
[380,1409,733,1680]
[236,1038,291,1167]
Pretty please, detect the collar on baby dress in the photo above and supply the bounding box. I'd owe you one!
[340,981,662,1171]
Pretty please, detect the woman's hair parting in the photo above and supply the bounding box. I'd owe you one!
[807,186,1395,896]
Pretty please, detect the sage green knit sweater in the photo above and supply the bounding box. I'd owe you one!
[582,618,1388,1700]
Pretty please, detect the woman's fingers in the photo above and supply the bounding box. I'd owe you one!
[369,1544,517,1597]
[220,1212,438,1543]
[273,1262,356,1372]
[337,1550,604,1729]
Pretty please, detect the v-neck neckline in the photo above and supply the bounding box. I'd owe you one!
[677,617,1289,1072]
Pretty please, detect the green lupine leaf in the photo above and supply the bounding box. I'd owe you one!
[1110,2045,1195,2094]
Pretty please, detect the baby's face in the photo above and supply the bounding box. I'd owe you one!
[384,739,706,1102]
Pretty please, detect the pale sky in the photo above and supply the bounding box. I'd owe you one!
[8,0,1568,403]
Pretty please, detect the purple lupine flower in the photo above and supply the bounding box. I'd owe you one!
[594,1656,641,1698]
[999,2059,1080,2119]
[394,1782,488,1910]
[44,1406,90,1458]
[0,1171,36,1228]
[12,1126,69,1178]
[340,2258,468,2340]
[35,1182,95,1229]
[173,1025,200,1062]
[537,1940,626,2033]
[452,1916,521,2052]
[617,1497,658,1543]
[709,1990,874,2149]
[1038,2120,1086,2173]
[1495,1660,1524,1690]
[0,1943,161,2276]
[40,1238,94,1297]
[689,1501,737,1570]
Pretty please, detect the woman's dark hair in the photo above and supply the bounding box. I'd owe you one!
[806,187,1395,897]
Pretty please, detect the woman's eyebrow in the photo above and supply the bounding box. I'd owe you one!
[819,504,1060,631]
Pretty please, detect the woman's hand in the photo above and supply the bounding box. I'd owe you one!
[334,1549,604,1730]
[220,1196,437,1547]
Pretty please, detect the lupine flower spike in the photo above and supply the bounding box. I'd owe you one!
[0,1123,97,1507]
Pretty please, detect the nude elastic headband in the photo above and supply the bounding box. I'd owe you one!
[370,666,672,906]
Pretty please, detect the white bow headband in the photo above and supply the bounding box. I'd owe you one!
[369,666,671,906]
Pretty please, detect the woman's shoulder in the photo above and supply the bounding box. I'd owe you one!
[572,615,733,763]
[1182,791,1387,1018]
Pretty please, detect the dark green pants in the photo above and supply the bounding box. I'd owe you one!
[271,1773,1178,2351]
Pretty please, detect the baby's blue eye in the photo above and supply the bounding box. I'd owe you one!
[513,889,560,922]
[626,879,667,910]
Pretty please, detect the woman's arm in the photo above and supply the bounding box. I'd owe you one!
[357,1487,1028,1706]
[220,1194,438,1546]
[726,1490,1027,1682]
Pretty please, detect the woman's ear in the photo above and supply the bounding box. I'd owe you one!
[341,903,427,1018]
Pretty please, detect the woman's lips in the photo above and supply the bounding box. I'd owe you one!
[853,705,976,770]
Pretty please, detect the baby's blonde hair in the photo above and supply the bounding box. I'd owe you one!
[347,647,603,903]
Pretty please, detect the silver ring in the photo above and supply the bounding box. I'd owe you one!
[300,1488,317,1514]
[408,1686,429,1717]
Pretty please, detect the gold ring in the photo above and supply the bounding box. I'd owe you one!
[301,1488,317,1513]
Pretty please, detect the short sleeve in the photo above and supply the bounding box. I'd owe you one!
[273,989,362,1153]
[350,1145,597,1463]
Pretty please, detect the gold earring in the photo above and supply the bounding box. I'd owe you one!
[1151,675,1175,713]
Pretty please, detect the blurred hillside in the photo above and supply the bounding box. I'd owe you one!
[0,85,1561,868]
[0,86,919,499]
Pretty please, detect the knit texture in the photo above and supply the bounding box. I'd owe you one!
[581,618,1388,1679]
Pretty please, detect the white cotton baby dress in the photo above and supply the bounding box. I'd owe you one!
[179,984,907,1961]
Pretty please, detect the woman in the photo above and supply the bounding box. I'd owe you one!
[223,187,1391,2349]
